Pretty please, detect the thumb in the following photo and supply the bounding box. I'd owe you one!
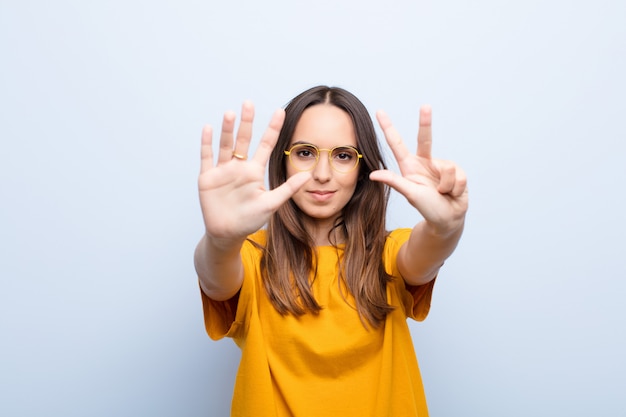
[264,171,311,211]
[369,169,416,197]
[369,169,394,184]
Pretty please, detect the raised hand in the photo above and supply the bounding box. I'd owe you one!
[369,106,468,234]
[198,101,310,243]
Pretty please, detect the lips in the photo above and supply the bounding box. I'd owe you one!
[308,190,335,202]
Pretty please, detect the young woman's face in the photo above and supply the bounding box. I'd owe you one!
[286,104,360,229]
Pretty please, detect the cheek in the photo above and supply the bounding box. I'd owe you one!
[342,172,360,191]
[286,163,296,179]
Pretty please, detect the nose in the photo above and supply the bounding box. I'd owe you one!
[312,153,332,182]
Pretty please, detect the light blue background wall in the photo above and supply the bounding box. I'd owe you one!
[1,1,625,416]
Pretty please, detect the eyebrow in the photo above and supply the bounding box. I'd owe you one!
[290,140,357,148]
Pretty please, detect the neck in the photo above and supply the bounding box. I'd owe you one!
[303,216,344,247]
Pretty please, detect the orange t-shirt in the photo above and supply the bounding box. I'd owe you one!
[201,228,435,417]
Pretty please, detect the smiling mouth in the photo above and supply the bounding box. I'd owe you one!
[309,190,335,201]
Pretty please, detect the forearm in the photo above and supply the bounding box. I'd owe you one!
[194,234,245,301]
[397,219,465,286]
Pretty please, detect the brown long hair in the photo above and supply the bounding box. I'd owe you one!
[261,85,393,328]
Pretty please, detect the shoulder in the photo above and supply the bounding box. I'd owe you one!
[244,229,267,248]
[385,228,411,251]
[382,228,411,275]
[240,230,267,267]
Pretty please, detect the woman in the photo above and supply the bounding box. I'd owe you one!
[194,86,468,416]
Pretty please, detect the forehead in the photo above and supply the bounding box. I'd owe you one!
[290,104,357,148]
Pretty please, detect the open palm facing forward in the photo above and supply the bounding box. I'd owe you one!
[198,102,310,242]
[369,106,468,233]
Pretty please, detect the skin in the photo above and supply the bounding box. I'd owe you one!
[194,100,468,301]
[286,104,360,246]
[371,107,468,284]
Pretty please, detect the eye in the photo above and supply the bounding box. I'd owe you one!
[293,145,318,159]
[332,147,357,161]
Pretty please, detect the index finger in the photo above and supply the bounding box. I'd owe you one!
[251,108,286,165]
[375,110,413,164]
[417,105,432,159]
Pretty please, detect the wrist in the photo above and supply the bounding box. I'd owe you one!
[205,233,246,255]
[422,217,465,238]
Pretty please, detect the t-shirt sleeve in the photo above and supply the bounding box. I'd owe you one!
[385,228,437,322]
[199,233,263,341]
[200,287,240,341]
